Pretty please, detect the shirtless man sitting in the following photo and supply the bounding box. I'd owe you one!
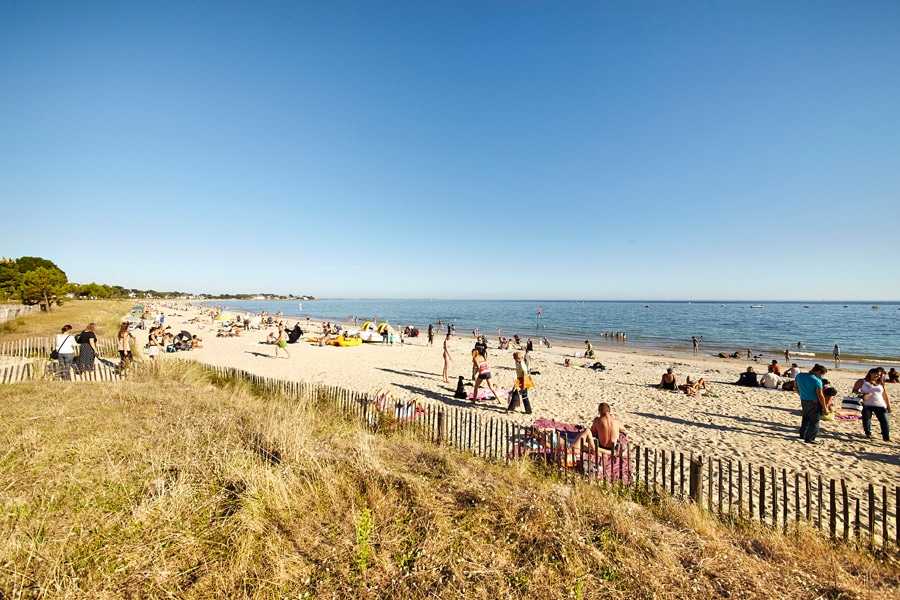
[569,402,626,454]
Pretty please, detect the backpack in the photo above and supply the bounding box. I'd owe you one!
[74,332,82,344]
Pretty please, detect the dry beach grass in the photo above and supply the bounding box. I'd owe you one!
[1,358,899,598]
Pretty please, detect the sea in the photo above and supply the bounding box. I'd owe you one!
[197,300,900,365]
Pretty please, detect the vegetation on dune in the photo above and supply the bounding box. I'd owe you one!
[0,299,127,339]
[0,360,897,598]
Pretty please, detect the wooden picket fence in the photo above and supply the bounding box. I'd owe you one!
[0,358,125,383]
[202,363,899,551]
[0,336,119,360]
[0,336,124,383]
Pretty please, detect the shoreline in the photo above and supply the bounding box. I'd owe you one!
[196,300,900,365]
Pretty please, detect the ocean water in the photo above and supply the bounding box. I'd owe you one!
[198,300,900,364]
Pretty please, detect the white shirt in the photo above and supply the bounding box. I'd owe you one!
[56,333,76,354]
[759,372,781,389]
[860,381,887,409]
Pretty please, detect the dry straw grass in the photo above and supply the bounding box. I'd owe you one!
[0,299,129,340]
[0,360,897,598]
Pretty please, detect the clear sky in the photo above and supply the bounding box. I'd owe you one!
[2,1,898,300]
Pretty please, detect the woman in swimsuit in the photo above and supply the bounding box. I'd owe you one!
[471,349,498,403]
[658,368,677,391]
[442,333,452,383]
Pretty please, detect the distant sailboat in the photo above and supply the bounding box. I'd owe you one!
[750,305,764,309]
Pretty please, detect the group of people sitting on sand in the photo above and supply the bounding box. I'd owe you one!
[734,360,801,389]
[657,368,709,395]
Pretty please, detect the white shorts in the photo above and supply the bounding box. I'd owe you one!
[148,346,159,357]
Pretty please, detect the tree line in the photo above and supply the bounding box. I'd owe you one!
[0,256,190,310]
[0,256,314,310]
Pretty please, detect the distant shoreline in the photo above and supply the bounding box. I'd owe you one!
[194,299,900,366]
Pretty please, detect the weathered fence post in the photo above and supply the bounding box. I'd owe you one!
[689,455,702,505]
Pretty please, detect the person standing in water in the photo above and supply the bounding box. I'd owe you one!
[833,344,841,369]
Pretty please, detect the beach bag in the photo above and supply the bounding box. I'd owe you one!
[517,375,535,390]
[510,388,521,408]
[74,332,82,344]
[49,349,59,360]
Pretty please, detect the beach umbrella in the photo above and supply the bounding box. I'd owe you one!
[216,311,233,321]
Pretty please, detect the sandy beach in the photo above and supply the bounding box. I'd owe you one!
[147,304,898,493]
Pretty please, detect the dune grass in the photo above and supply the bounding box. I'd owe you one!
[0,359,898,598]
[0,299,130,341]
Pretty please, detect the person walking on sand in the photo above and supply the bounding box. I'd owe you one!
[692,336,699,356]
[472,335,488,379]
[427,324,435,346]
[54,325,76,380]
[833,344,841,369]
[275,324,291,359]
[796,364,829,444]
[506,351,533,414]
[471,349,498,402]
[75,323,98,373]
[117,322,134,366]
[442,333,452,383]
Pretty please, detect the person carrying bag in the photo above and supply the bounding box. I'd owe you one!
[506,351,534,414]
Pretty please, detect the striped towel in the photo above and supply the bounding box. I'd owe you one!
[840,397,863,412]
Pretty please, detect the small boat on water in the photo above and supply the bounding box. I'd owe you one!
[803,305,810,308]
[644,304,650,308]
[750,305,764,309]
[872,305,881,309]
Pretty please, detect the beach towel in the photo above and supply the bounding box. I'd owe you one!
[468,388,507,402]
[835,413,862,421]
[840,397,863,412]
[517,419,632,484]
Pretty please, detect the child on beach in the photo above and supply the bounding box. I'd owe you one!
[275,325,290,359]
[471,350,498,403]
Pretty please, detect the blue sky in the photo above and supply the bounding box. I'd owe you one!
[2,1,898,300]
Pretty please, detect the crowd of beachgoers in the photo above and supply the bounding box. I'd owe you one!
[50,302,898,490]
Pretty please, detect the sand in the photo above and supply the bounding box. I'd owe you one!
[147,304,898,493]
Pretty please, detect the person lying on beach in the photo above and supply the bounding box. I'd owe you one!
[658,368,677,390]
[569,402,626,453]
[680,376,708,395]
